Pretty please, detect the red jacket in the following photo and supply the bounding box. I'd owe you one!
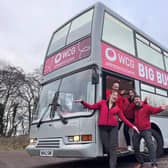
[123,97,148,119]
[123,97,135,119]
[106,90,123,109]
[134,103,162,130]
[82,100,134,128]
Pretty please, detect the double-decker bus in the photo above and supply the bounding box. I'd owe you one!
[26,2,168,159]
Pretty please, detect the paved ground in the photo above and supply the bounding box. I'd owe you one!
[0,151,168,168]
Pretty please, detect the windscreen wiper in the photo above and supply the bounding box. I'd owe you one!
[37,92,61,128]
[37,79,67,128]
[37,80,62,128]
[50,91,68,124]
[37,104,50,128]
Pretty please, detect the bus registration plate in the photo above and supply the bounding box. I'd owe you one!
[40,149,53,157]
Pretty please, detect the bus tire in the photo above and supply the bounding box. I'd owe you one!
[140,129,163,161]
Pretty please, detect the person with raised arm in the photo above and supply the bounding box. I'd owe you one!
[123,89,136,151]
[73,90,139,168]
[106,81,125,109]
[106,81,126,129]
[132,95,168,168]
[123,90,148,151]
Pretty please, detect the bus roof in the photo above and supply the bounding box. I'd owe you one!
[51,2,168,53]
[41,2,168,86]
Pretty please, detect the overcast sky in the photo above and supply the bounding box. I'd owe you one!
[0,0,168,72]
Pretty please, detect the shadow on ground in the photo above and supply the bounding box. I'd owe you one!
[34,155,136,168]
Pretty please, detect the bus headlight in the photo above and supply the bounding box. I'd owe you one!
[68,135,80,142]
[30,138,37,145]
[74,135,80,142]
[67,135,92,143]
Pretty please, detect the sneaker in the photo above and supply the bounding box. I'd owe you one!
[128,145,134,152]
[152,163,158,168]
[135,164,143,168]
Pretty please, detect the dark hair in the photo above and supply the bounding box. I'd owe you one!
[129,89,136,95]
[134,95,141,99]
[110,90,118,95]
[112,80,120,86]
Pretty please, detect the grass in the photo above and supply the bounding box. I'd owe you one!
[0,135,29,151]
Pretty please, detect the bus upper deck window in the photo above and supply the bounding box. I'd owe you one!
[102,13,135,56]
[164,56,168,72]
[136,39,164,70]
[47,23,70,56]
[67,9,93,44]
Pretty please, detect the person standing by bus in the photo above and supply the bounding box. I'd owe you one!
[133,95,168,168]
[106,81,125,109]
[123,89,136,151]
[73,90,139,168]
[106,81,126,129]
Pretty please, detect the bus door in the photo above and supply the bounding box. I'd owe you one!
[102,71,135,154]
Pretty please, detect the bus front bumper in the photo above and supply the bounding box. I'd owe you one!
[26,142,98,158]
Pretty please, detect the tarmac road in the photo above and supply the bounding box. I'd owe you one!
[0,151,168,168]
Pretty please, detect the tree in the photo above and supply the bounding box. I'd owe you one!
[0,65,41,136]
[0,103,5,136]
[18,70,41,133]
[0,66,26,136]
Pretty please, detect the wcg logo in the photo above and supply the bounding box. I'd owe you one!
[105,48,117,62]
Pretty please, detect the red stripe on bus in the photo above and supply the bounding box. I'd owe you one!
[102,42,168,89]
[43,37,91,75]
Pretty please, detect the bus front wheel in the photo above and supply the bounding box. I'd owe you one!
[139,129,163,161]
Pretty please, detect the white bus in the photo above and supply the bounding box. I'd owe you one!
[26,2,168,160]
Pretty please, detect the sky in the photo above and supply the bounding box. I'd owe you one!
[0,0,168,72]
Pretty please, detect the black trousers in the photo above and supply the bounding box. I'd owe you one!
[99,125,118,168]
[123,118,134,146]
[133,129,157,166]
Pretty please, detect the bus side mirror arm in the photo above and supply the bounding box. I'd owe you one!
[92,67,99,85]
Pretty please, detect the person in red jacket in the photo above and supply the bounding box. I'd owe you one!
[133,95,168,168]
[106,81,125,130]
[106,81,125,109]
[73,90,139,168]
[123,89,136,151]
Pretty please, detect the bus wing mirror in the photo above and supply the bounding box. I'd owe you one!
[92,67,99,84]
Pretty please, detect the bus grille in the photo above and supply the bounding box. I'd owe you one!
[36,138,61,149]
